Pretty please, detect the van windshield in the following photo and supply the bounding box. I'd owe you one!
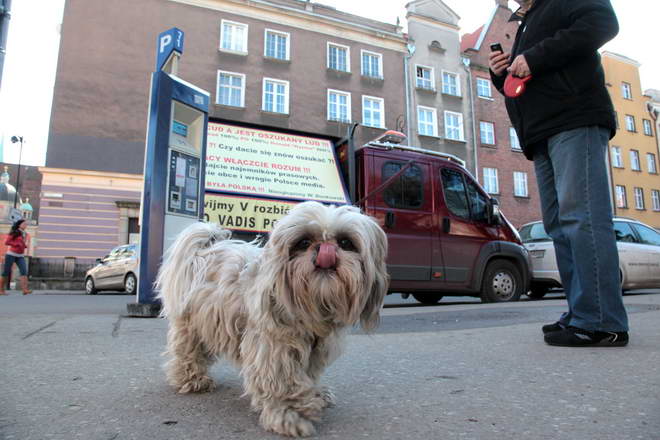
[519,223,551,243]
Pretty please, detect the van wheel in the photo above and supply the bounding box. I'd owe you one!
[527,286,548,299]
[412,293,444,305]
[85,277,97,295]
[481,260,523,303]
[124,273,137,295]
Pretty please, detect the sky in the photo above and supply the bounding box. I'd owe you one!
[0,0,657,167]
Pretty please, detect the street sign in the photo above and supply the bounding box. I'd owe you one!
[156,27,184,72]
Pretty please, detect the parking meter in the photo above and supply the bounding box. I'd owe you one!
[127,28,209,317]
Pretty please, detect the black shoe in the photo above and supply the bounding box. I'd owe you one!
[544,326,629,347]
[541,321,566,334]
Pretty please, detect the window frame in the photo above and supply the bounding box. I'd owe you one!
[610,146,623,168]
[615,185,628,209]
[327,42,350,72]
[482,167,499,195]
[415,64,435,91]
[625,114,636,132]
[262,77,290,114]
[651,189,660,212]
[362,95,385,128]
[381,161,424,210]
[327,89,352,123]
[643,119,654,136]
[476,77,492,99]
[634,187,645,210]
[479,121,496,145]
[220,19,249,54]
[513,171,528,197]
[647,153,658,174]
[621,82,632,100]
[361,49,383,79]
[441,70,461,97]
[417,105,438,137]
[216,70,246,107]
[264,28,290,60]
[441,168,471,220]
[510,127,521,151]
[630,149,641,171]
[444,111,465,141]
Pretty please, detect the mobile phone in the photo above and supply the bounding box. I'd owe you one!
[490,43,503,53]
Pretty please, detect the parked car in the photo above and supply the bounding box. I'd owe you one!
[519,218,660,298]
[85,244,139,295]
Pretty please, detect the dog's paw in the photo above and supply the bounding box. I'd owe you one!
[260,407,316,437]
[177,375,216,394]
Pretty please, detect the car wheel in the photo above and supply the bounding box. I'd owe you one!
[527,286,548,299]
[124,273,137,295]
[481,260,524,303]
[85,277,97,295]
[412,293,444,305]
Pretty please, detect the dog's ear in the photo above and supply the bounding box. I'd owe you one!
[360,218,389,332]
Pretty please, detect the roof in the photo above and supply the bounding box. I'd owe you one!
[460,25,483,52]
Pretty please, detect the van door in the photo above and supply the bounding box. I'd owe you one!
[368,155,434,281]
[438,167,497,288]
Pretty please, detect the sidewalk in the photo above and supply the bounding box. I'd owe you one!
[1,291,658,440]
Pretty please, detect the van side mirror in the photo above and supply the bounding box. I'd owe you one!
[488,198,501,226]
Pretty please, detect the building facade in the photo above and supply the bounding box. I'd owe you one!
[42,0,408,261]
[460,0,541,228]
[405,0,475,171]
[602,52,660,229]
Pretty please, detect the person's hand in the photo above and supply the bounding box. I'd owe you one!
[508,55,531,77]
[489,51,511,77]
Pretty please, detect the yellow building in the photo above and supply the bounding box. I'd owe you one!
[602,52,660,229]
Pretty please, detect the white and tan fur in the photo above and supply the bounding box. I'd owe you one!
[156,201,388,437]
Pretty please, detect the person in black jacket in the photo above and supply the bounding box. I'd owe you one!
[489,0,629,347]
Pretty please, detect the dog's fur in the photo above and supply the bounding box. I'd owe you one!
[156,201,388,437]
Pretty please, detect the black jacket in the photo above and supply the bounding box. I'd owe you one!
[490,0,619,160]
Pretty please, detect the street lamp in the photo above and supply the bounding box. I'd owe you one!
[10,135,23,209]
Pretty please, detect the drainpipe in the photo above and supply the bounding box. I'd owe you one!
[0,0,12,90]
[463,57,479,179]
[403,45,414,142]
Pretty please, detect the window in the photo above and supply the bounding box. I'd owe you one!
[441,168,470,219]
[510,128,521,151]
[621,82,632,100]
[417,106,438,137]
[652,190,660,211]
[442,71,460,96]
[476,78,492,98]
[483,167,499,194]
[630,150,641,171]
[615,185,627,208]
[466,180,489,223]
[216,71,245,107]
[382,162,423,209]
[634,187,645,210]
[647,153,658,174]
[633,224,660,246]
[415,65,434,90]
[513,171,528,197]
[327,89,351,122]
[362,96,384,128]
[327,43,350,72]
[614,111,619,130]
[643,119,654,136]
[480,121,495,145]
[613,221,636,243]
[361,50,383,78]
[444,111,464,141]
[220,20,248,53]
[264,29,290,60]
[610,146,623,168]
[625,115,636,132]
[262,78,289,114]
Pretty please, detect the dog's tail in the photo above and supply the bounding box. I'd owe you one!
[156,222,231,318]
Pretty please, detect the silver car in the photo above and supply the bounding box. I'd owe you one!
[85,244,139,295]
[520,218,660,298]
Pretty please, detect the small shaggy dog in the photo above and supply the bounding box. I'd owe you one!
[156,201,388,437]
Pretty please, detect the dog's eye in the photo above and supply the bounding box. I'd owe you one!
[338,237,357,252]
[292,238,312,252]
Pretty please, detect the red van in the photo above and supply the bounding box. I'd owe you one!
[337,131,531,304]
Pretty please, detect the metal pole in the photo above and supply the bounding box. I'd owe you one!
[0,0,12,90]
[13,135,22,209]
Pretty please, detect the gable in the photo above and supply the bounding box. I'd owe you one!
[406,0,460,26]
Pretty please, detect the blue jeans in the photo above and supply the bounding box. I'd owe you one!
[533,126,629,332]
[3,254,27,276]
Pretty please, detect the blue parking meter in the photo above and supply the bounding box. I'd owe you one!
[127,28,209,317]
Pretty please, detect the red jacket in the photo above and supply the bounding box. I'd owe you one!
[5,233,27,255]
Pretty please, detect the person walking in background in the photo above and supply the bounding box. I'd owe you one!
[1,219,32,295]
[489,0,629,346]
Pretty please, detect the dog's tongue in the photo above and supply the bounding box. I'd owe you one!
[316,243,337,269]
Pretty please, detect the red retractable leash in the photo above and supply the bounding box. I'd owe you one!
[504,74,533,98]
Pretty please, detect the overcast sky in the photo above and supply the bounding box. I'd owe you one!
[0,0,656,167]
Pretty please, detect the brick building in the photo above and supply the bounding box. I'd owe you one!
[460,0,541,228]
[42,0,407,261]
